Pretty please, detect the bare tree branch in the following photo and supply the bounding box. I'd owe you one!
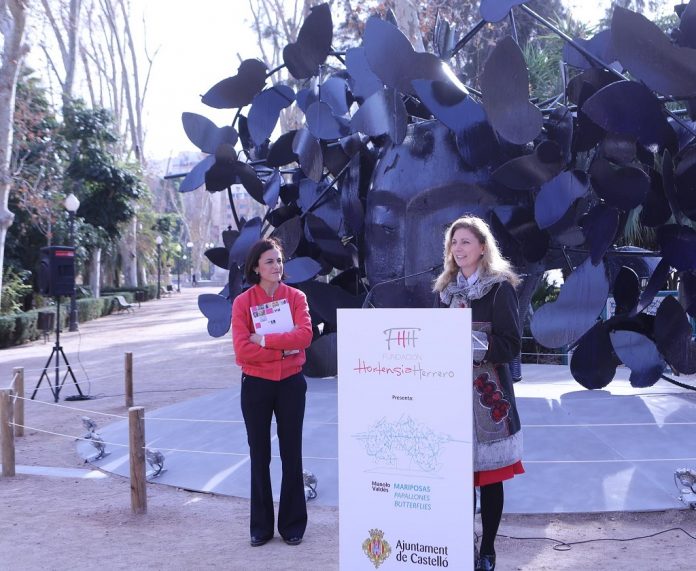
[39,0,69,66]
[118,0,143,158]
[79,45,96,105]
[39,42,66,91]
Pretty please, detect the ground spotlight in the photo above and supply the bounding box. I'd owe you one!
[81,416,97,436]
[303,469,317,501]
[146,448,166,479]
[79,416,109,462]
[674,468,696,508]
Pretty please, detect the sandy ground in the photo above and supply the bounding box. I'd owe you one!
[1,287,695,570]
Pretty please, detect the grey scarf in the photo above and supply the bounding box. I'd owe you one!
[439,272,506,306]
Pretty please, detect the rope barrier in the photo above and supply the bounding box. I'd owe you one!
[13,420,694,463]
[15,356,565,376]
[25,376,116,393]
[14,395,128,419]
[9,422,337,460]
[24,377,232,396]
[8,353,696,467]
[12,352,130,375]
[27,370,120,384]
[16,394,340,425]
[138,445,247,457]
[17,385,694,426]
[143,416,338,426]
[520,352,571,358]
[517,390,696,401]
[24,370,191,392]
[14,348,631,378]
[144,416,246,424]
[525,421,696,428]
[10,423,128,448]
[14,359,236,377]
[7,364,87,375]
[525,457,696,464]
[17,390,695,428]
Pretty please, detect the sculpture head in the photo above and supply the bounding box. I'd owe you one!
[189,2,696,386]
[365,120,519,307]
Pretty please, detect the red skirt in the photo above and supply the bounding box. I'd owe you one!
[474,460,525,487]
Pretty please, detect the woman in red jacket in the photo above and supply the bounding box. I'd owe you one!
[231,238,313,547]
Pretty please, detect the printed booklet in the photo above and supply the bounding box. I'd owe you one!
[251,298,295,336]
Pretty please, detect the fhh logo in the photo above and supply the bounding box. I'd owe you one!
[384,328,421,350]
[362,528,392,568]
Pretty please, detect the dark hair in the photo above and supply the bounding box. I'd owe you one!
[244,238,284,284]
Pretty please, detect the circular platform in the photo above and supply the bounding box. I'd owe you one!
[77,365,696,513]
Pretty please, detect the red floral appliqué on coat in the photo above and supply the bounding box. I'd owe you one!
[474,371,510,423]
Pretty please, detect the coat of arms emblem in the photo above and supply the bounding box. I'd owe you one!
[362,528,392,568]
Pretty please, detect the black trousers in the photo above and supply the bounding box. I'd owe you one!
[240,372,307,540]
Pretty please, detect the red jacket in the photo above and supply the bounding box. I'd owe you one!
[231,282,313,381]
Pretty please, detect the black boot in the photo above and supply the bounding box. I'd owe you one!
[476,553,496,571]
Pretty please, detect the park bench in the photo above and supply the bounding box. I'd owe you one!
[113,295,135,313]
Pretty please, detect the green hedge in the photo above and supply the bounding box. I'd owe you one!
[77,296,116,321]
[0,296,118,349]
[144,284,158,299]
[0,310,42,349]
[13,310,40,345]
[0,316,16,348]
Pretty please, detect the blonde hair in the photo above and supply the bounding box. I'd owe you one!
[433,215,520,292]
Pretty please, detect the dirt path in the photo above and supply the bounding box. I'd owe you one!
[1,287,695,570]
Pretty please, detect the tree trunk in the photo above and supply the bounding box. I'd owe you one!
[89,247,101,298]
[120,216,138,287]
[393,0,425,51]
[0,0,30,296]
[182,185,214,282]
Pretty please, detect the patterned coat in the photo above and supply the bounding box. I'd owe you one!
[439,280,523,471]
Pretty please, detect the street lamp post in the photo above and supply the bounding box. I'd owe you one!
[204,242,215,279]
[173,243,182,292]
[186,241,194,285]
[176,256,181,292]
[64,193,80,332]
[156,235,163,299]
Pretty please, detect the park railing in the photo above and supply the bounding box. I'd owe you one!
[2,353,321,515]
[0,354,148,512]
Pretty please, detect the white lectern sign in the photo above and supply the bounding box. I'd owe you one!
[338,308,473,570]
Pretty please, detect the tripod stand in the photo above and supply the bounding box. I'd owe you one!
[31,296,85,403]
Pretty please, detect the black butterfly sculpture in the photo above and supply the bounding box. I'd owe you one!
[186,1,696,386]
